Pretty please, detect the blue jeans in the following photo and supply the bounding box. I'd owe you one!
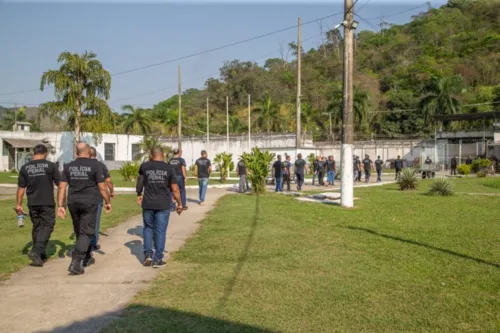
[142,209,170,261]
[90,203,103,246]
[198,178,209,203]
[327,171,335,185]
[275,176,283,192]
[376,169,382,182]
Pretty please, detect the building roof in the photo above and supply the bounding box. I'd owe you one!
[2,138,44,148]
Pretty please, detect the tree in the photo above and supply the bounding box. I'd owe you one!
[39,51,111,151]
[121,105,153,135]
[254,95,279,133]
[0,106,41,131]
[326,84,370,135]
[419,75,465,128]
[214,152,233,182]
[137,136,172,162]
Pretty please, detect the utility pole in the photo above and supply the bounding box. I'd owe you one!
[248,94,251,150]
[226,96,229,152]
[329,112,333,142]
[296,17,302,150]
[340,0,355,208]
[206,97,210,154]
[177,65,182,149]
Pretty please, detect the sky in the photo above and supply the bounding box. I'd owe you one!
[0,0,448,111]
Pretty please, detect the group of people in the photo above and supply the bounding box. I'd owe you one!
[15,142,218,275]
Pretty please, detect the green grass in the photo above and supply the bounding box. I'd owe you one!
[0,194,140,280]
[104,179,500,333]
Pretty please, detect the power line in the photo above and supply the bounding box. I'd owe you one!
[355,14,381,31]
[362,3,427,21]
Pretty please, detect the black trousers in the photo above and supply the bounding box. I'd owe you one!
[28,206,56,256]
[283,174,291,191]
[450,166,457,175]
[68,204,98,261]
[295,172,304,190]
[318,171,325,185]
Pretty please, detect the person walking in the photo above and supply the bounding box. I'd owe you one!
[272,155,283,192]
[294,153,306,191]
[236,158,248,193]
[450,155,458,175]
[89,147,114,251]
[194,150,212,206]
[375,155,384,183]
[312,156,319,186]
[283,155,292,191]
[317,156,326,186]
[136,147,183,268]
[326,155,336,186]
[168,148,188,210]
[395,155,403,180]
[362,154,374,183]
[57,142,111,275]
[16,144,60,267]
[353,156,361,182]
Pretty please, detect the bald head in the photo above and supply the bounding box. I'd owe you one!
[89,147,97,159]
[150,146,164,161]
[76,142,90,158]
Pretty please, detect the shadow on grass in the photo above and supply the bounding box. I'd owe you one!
[38,306,278,333]
[344,226,500,269]
[215,195,260,313]
[22,240,69,259]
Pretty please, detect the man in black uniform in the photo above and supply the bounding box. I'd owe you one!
[89,147,114,251]
[194,150,212,206]
[465,156,473,165]
[362,154,374,183]
[395,155,403,180]
[318,156,326,186]
[375,155,384,183]
[136,147,183,268]
[294,153,306,191]
[450,155,458,175]
[16,144,60,267]
[312,156,320,186]
[58,142,112,275]
[272,155,283,192]
[168,149,187,210]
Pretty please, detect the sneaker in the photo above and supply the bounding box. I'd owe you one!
[143,255,152,267]
[28,252,44,267]
[152,260,167,268]
[183,206,188,211]
[41,253,48,263]
[83,257,96,267]
[68,259,84,275]
[90,244,101,251]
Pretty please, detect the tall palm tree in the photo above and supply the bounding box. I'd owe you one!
[39,51,111,151]
[419,75,464,126]
[137,136,172,162]
[121,105,153,135]
[254,95,279,133]
[326,84,370,132]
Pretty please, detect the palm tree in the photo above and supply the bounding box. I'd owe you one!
[137,136,171,162]
[419,75,464,127]
[121,105,153,134]
[39,51,111,151]
[254,95,279,133]
[326,84,370,133]
[152,106,177,135]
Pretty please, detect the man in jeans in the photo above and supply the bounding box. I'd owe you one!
[195,150,212,206]
[16,144,60,267]
[272,155,283,192]
[58,142,111,275]
[136,147,183,268]
[294,153,306,191]
[168,148,188,210]
[326,155,336,186]
[375,155,384,183]
[236,158,249,193]
[89,147,114,251]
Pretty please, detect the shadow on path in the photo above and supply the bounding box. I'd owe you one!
[215,195,260,314]
[22,240,69,259]
[344,225,500,269]
[124,240,144,264]
[127,225,143,239]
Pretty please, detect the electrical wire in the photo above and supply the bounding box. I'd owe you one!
[361,3,428,21]
[355,13,381,31]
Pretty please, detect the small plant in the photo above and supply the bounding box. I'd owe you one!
[476,169,487,178]
[118,162,139,182]
[471,158,492,173]
[214,152,233,182]
[397,168,418,191]
[307,153,315,174]
[427,177,454,196]
[241,147,275,194]
[457,164,471,176]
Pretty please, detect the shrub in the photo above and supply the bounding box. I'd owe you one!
[427,177,454,196]
[476,169,487,178]
[457,164,472,176]
[214,152,233,182]
[471,158,492,173]
[118,162,139,182]
[241,147,275,194]
[307,153,316,174]
[397,168,418,191]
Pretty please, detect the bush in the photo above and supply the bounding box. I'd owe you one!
[241,147,275,194]
[427,177,454,196]
[457,164,472,176]
[471,158,492,173]
[397,168,418,191]
[476,169,487,178]
[118,162,139,182]
[214,152,233,182]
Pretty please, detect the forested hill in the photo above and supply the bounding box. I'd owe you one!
[147,0,497,141]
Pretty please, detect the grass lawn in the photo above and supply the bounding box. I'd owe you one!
[104,178,500,333]
[0,194,139,280]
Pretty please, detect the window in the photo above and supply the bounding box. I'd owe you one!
[131,144,140,161]
[104,143,115,161]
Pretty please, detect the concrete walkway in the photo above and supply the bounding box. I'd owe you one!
[0,188,228,333]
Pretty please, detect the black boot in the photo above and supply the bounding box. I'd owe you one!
[68,259,84,275]
[83,254,95,267]
[28,252,44,267]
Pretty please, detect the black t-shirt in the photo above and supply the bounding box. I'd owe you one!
[375,159,383,170]
[168,157,186,178]
[136,160,177,210]
[294,159,306,174]
[353,159,361,171]
[363,159,372,170]
[425,159,432,164]
[313,160,320,171]
[18,159,60,207]
[465,158,473,165]
[273,161,283,177]
[326,160,336,172]
[318,161,326,173]
[237,161,246,176]
[451,158,458,167]
[395,159,403,169]
[195,157,211,179]
[61,158,106,205]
